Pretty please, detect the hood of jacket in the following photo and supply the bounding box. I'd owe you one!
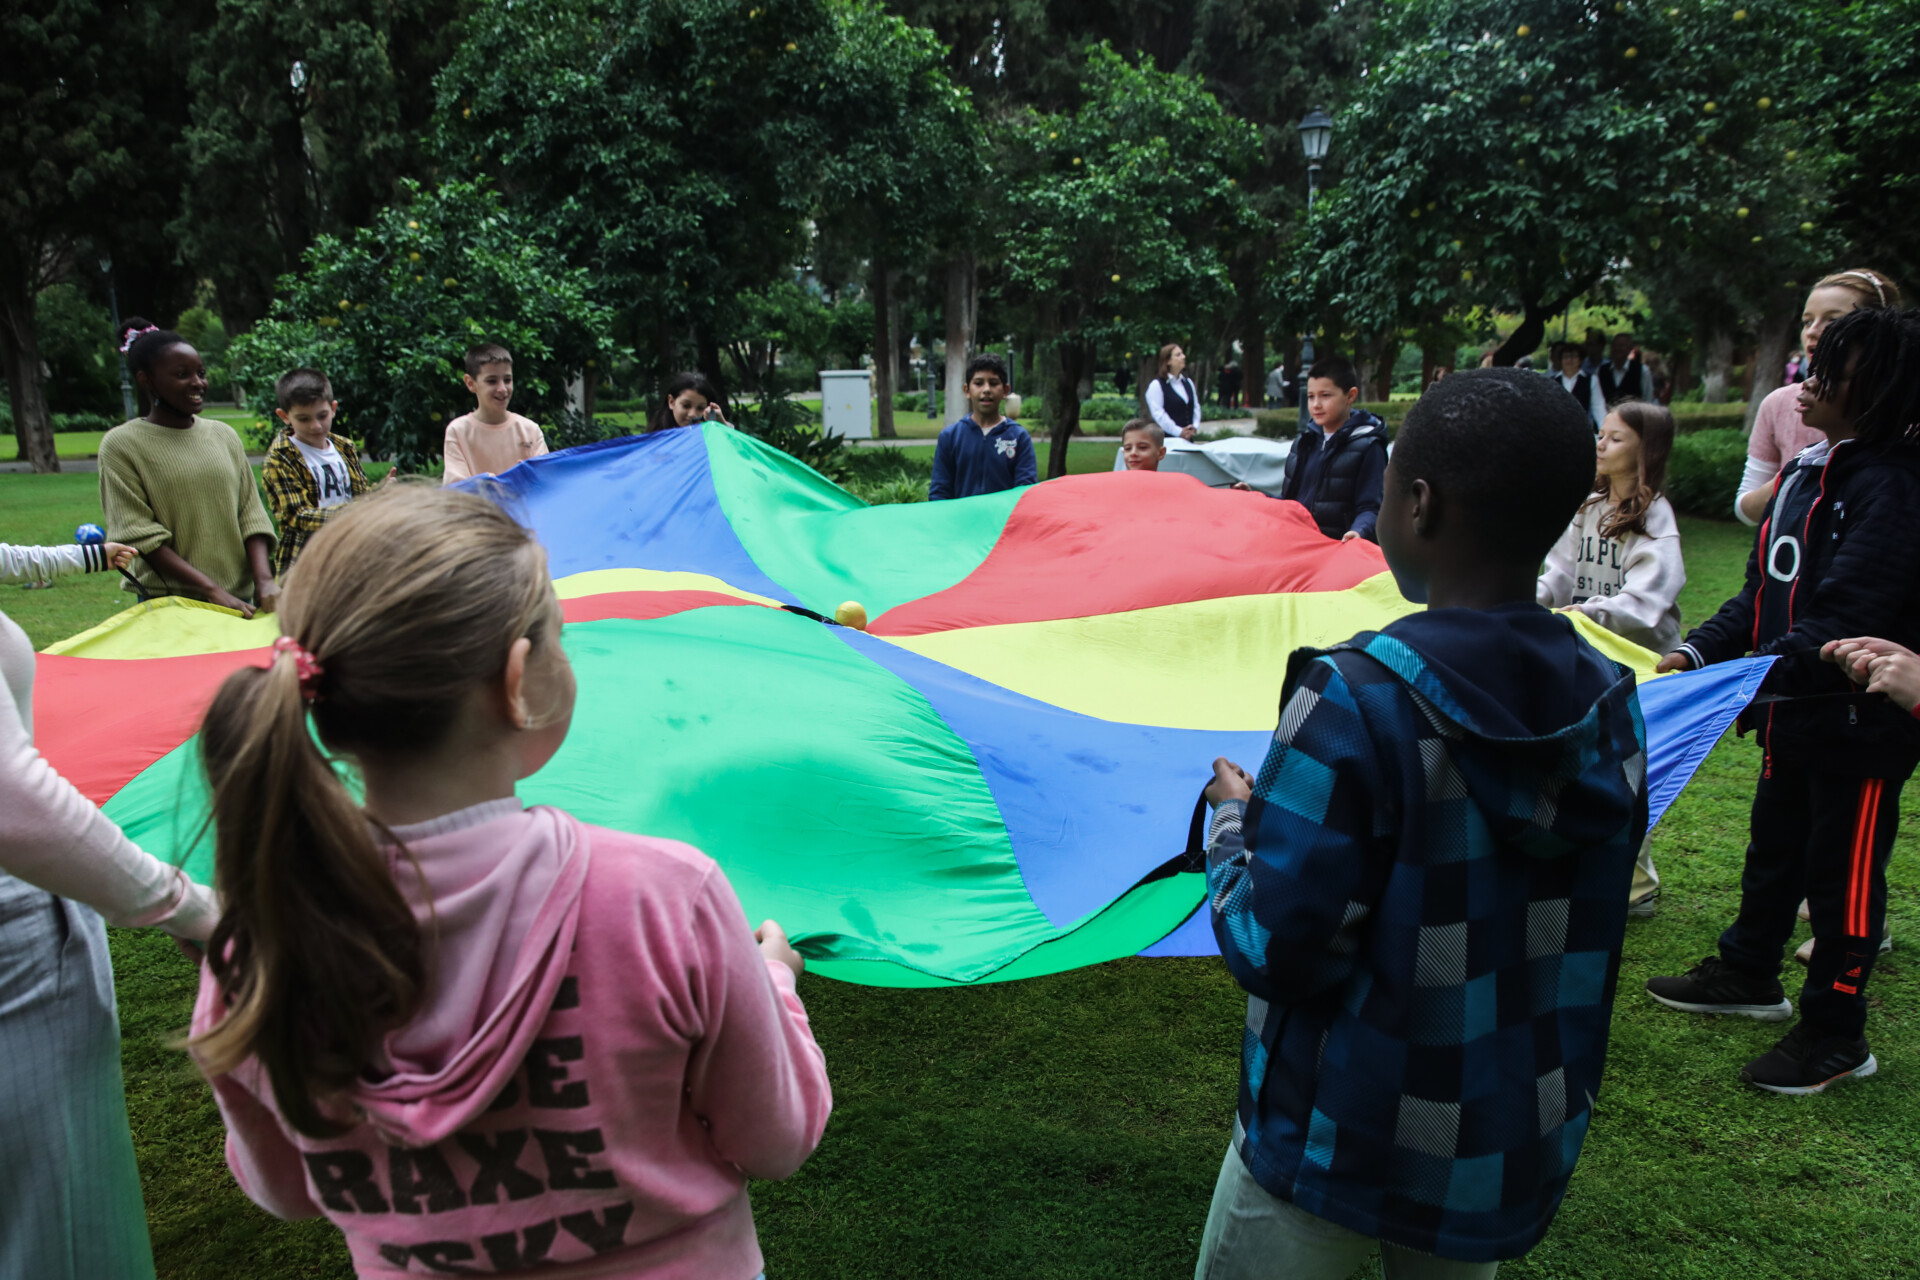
[350,800,591,1148]
[1363,603,1642,860]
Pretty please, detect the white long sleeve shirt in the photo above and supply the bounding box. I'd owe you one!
[1,608,218,939]
[1144,376,1202,437]
[1536,494,1687,654]
[0,541,108,583]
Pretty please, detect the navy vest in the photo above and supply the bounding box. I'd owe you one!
[1283,414,1388,538]
[1160,376,1196,428]
[1598,358,1644,405]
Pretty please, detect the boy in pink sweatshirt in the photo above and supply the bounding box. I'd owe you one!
[186,487,829,1279]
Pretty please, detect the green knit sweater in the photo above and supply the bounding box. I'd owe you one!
[98,417,277,602]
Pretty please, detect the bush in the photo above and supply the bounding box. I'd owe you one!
[1079,394,1135,420]
[1663,427,1748,519]
[225,179,613,467]
[845,476,928,505]
[36,283,121,414]
[1253,411,1296,438]
[732,383,849,482]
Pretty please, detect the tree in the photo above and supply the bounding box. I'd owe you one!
[0,0,181,470]
[997,46,1260,476]
[436,0,853,394]
[174,0,461,327]
[811,2,979,438]
[226,180,612,466]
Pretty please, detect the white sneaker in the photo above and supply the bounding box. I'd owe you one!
[1795,934,1894,965]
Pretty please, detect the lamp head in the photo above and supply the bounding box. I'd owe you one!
[1298,107,1333,163]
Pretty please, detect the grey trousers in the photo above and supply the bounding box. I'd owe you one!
[0,876,156,1279]
[1195,1144,1499,1280]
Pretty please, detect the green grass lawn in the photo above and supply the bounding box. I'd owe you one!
[3,477,1915,1279]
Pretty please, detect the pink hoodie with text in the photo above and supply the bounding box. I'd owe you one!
[191,800,831,1279]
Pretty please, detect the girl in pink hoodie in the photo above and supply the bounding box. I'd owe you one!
[187,487,830,1279]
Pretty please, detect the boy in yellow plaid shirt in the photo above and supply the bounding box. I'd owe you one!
[262,369,373,577]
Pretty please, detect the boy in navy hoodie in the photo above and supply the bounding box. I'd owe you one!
[1645,306,1920,1094]
[1196,368,1647,1277]
[929,353,1038,501]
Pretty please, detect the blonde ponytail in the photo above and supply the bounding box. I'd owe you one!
[190,485,555,1136]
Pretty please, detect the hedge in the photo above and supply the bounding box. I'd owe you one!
[1662,427,1749,520]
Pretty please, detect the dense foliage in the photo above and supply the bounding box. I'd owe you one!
[225,181,612,466]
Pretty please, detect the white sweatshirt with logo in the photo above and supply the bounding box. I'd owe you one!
[1536,494,1687,655]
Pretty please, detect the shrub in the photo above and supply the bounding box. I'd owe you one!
[1663,427,1749,519]
[846,476,928,505]
[225,178,612,467]
[36,283,121,414]
[732,383,849,482]
[1253,411,1297,438]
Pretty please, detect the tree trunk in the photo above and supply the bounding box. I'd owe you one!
[943,254,975,425]
[1367,335,1400,401]
[0,269,60,473]
[1136,354,1157,418]
[873,258,896,440]
[891,277,910,400]
[1666,350,1690,402]
[1244,325,1267,410]
[1420,339,1450,392]
[1700,325,1734,404]
[1491,302,1554,367]
[1018,335,1035,393]
[1045,337,1088,480]
[695,323,727,411]
[1744,293,1797,434]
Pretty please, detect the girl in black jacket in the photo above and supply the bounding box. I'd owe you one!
[1645,307,1920,1094]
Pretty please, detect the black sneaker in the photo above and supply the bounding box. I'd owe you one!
[1645,956,1793,1020]
[1741,1022,1878,1095]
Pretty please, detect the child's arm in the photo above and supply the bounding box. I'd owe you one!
[1576,527,1685,641]
[1667,526,1765,672]
[928,431,954,501]
[342,440,373,497]
[1207,654,1391,1005]
[1743,474,1920,692]
[683,870,832,1181]
[0,542,121,584]
[1344,440,1387,540]
[1536,517,1579,608]
[442,421,473,485]
[522,417,550,459]
[229,432,279,610]
[190,974,324,1220]
[1014,430,1039,487]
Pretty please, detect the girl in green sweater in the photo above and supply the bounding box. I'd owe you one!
[98,320,278,616]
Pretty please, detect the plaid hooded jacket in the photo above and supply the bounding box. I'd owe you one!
[1207,605,1646,1262]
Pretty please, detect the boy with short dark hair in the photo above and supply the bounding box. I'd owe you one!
[262,368,372,576]
[1119,419,1166,471]
[1195,368,1648,1278]
[1279,354,1389,541]
[442,342,548,484]
[928,353,1037,500]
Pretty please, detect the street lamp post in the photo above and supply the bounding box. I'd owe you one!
[99,256,136,421]
[1295,106,1333,431]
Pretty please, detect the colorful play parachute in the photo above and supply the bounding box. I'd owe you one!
[35,425,1768,986]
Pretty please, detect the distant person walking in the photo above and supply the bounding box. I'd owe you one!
[1217,362,1243,410]
[1598,332,1656,405]
[1145,343,1201,441]
[1264,360,1288,409]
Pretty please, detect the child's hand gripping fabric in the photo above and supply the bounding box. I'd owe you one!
[1824,637,1920,714]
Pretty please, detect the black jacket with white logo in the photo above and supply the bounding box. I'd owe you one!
[1681,436,1920,775]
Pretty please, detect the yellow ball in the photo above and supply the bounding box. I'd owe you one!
[835,601,869,631]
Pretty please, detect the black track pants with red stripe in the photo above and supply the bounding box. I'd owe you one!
[1719,761,1906,1039]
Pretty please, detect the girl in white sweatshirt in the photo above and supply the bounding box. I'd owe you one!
[1538,400,1686,654]
[1538,400,1685,914]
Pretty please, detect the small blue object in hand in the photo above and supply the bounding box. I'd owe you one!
[76,523,106,545]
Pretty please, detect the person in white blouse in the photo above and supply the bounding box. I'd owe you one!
[1550,341,1607,429]
[1145,343,1201,441]
[2,548,218,1277]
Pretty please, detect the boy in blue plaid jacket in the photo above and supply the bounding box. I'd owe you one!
[1195,369,1649,1278]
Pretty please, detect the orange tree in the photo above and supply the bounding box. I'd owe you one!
[226,179,612,467]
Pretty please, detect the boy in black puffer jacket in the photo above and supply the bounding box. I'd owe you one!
[1647,307,1920,1094]
[1280,355,1390,541]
